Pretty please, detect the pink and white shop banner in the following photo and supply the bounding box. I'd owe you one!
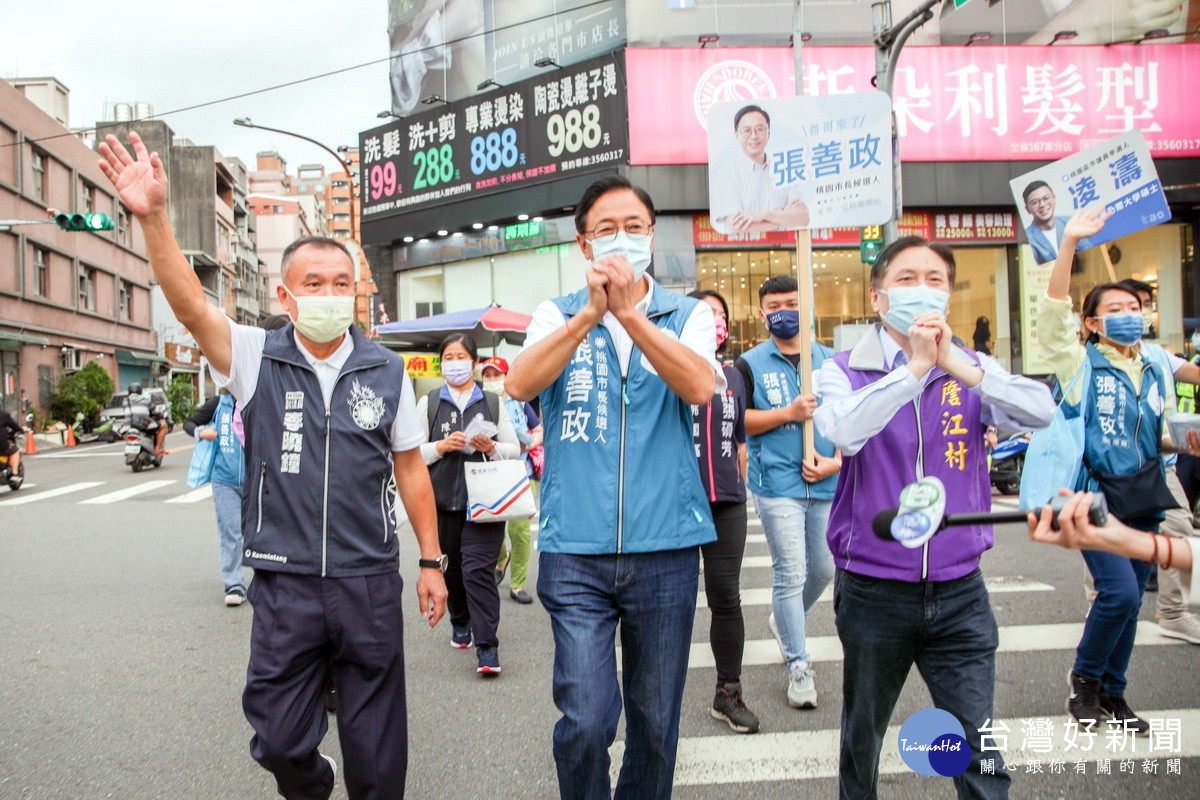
[626,45,1200,165]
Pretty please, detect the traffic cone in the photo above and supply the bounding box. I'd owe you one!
[65,426,76,447]
[24,432,37,455]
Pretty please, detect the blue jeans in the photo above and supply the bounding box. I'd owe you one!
[751,493,834,667]
[1075,550,1152,695]
[834,568,1009,800]
[212,481,245,592]
[537,548,699,800]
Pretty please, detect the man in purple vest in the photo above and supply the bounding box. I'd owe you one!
[814,237,1054,799]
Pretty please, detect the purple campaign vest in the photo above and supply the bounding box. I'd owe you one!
[826,344,992,582]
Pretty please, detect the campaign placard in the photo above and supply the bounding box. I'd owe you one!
[706,92,893,235]
[1009,130,1169,265]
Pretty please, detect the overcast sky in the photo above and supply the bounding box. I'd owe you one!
[1,0,391,174]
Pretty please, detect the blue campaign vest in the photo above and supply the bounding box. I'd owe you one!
[537,283,716,554]
[503,395,536,478]
[1080,342,1166,484]
[1139,342,1177,467]
[211,393,245,487]
[742,338,837,499]
[241,324,409,577]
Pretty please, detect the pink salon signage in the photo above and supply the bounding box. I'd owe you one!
[627,45,1200,165]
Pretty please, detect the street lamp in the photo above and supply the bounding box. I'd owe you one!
[232,117,365,315]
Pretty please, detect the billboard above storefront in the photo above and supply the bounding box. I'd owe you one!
[628,45,1200,164]
[693,209,1017,247]
[361,51,628,222]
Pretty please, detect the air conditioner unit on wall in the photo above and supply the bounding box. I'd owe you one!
[60,348,82,371]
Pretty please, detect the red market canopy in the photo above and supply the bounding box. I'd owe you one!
[376,305,533,349]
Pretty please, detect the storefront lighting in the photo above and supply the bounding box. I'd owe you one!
[966,32,993,46]
[472,223,484,229]
[1049,30,1078,45]
[477,78,503,91]
[453,231,463,236]
[422,94,447,105]
[403,236,414,243]
[534,57,560,69]
[698,34,719,47]
[517,214,529,220]
[533,216,543,222]
[437,230,448,236]
[488,225,499,231]
[419,238,429,243]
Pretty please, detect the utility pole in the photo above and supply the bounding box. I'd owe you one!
[871,0,940,242]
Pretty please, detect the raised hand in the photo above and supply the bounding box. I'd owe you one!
[1063,207,1111,242]
[97,131,169,218]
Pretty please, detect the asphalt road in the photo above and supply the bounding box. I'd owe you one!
[1,434,1198,798]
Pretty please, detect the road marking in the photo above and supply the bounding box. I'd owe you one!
[0,481,104,505]
[165,485,214,504]
[663,621,1185,671]
[610,708,1200,786]
[699,577,1054,609]
[80,480,176,504]
[746,533,766,545]
[32,452,127,458]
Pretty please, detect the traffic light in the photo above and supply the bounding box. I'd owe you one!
[54,212,114,232]
[860,225,884,264]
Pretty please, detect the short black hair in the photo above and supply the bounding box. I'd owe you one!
[1082,283,1141,343]
[869,236,957,288]
[1117,278,1154,301]
[1022,180,1052,204]
[734,105,770,131]
[259,314,292,331]
[759,275,798,302]
[439,333,478,361]
[280,236,353,285]
[573,175,655,235]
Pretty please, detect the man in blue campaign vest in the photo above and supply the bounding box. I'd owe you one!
[735,275,840,711]
[100,132,447,800]
[506,176,722,800]
[184,388,248,606]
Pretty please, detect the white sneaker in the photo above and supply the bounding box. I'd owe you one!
[787,662,817,709]
[1158,614,1200,644]
[224,588,246,607]
[767,612,785,658]
[320,753,337,779]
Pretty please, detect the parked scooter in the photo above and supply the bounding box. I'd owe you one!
[72,412,118,444]
[0,413,34,490]
[989,430,1031,496]
[116,420,163,472]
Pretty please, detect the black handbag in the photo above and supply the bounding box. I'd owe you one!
[1089,459,1178,522]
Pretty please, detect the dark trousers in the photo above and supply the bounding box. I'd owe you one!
[834,568,1010,800]
[1175,453,1200,512]
[701,500,748,685]
[437,509,504,647]
[243,570,408,800]
[1076,550,1152,694]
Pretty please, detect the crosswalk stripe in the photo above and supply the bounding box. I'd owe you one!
[681,621,1184,670]
[79,480,176,504]
[610,708,1200,786]
[0,481,103,505]
[699,578,1055,609]
[164,485,214,504]
[746,533,766,545]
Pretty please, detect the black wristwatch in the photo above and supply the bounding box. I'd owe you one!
[419,555,448,573]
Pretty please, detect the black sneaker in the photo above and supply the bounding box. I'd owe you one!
[1066,670,1106,728]
[1099,692,1151,736]
[476,646,501,675]
[711,681,760,734]
[451,624,472,649]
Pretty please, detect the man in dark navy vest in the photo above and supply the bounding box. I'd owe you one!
[100,131,447,800]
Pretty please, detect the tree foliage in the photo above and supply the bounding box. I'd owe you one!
[48,361,113,428]
[166,374,197,424]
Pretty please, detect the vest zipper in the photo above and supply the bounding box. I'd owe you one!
[1134,362,1149,469]
[381,471,389,543]
[321,406,332,577]
[256,461,267,532]
[913,396,929,581]
[706,401,716,502]
[617,376,629,553]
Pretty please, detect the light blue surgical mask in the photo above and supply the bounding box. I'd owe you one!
[1191,331,1200,352]
[881,285,951,335]
[441,359,475,387]
[1099,312,1144,346]
[591,231,654,281]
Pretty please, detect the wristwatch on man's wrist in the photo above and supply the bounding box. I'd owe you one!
[418,555,449,573]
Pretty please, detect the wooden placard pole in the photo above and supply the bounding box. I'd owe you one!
[796,231,816,462]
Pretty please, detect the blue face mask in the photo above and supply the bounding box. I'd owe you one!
[1099,312,1144,346]
[591,232,654,281]
[764,309,800,340]
[881,284,950,335]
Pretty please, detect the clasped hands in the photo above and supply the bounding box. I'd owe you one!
[437,430,496,455]
[580,254,641,326]
[905,311,957,376]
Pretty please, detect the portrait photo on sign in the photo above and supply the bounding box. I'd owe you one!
[1009,129,1171,265]
[706,92,892,235]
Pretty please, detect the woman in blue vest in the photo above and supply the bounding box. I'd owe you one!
[185,388,247,606]
[688,289,760,734]
[415,334,520,676]
[1037,208,1178,733]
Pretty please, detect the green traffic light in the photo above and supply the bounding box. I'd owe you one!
[54,212,114,231]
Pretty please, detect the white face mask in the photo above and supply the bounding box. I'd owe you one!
[482,380,505,396]
[283,286,354,344]
[441,359,475,386]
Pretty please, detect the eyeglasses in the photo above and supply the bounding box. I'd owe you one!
[738,125,769,137]
[585,223,653,244]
